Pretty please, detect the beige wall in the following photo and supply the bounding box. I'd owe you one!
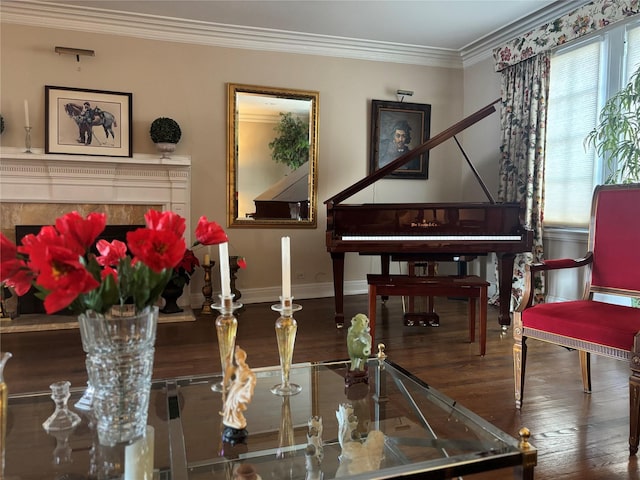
[0,23,502,303]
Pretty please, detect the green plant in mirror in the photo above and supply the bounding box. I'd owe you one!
[269,112,309,170]
[585,65,640,184]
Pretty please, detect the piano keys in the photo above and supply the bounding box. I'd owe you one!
[325,100,533,328]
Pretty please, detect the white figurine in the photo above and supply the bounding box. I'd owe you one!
[221,346,257,431]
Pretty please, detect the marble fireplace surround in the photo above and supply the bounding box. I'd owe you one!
[0,147,193,331]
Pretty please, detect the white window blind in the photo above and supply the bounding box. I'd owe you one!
[545,40,601,227]
[626,24,640,81]
[545,19,640,228]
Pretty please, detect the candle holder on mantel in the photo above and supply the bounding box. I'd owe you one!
[201,262,216,315]
[24,126,32,153]
[270,297,302,396]
[211,294,242,393]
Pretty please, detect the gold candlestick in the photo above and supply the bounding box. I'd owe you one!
[271,297,302,396]
[211,294,242,393]
[201,262,215,315]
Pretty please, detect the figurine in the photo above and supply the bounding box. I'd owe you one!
[307,415,324,462]
[335,402,384,477]
[221,346,257,444]
[335,430,385,477]
[305,416,324,480]
[336,403,359,449]
[347,314,372,372]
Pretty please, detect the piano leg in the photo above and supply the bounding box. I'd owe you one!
[381,254,390,304]
[497,253,515,327]
[331,252,345,328]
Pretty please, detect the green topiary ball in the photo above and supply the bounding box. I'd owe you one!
[149,117,181,144]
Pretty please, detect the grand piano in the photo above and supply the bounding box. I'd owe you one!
[325,99,533,328]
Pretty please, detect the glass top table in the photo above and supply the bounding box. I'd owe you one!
[4,356,536,479]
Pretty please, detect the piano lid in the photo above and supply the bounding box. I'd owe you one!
[254,161,309,203]
[324,99,500,207]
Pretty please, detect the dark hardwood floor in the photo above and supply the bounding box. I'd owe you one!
[2,294,638,479]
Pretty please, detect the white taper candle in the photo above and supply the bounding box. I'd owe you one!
[24,100,30,128]
[219,242,231,297]
[282,236,291,299]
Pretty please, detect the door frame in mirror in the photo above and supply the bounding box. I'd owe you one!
[227,83,319,228]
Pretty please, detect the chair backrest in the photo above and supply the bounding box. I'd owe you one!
[589,183,640,295]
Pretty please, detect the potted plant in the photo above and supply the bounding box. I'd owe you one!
[268,112,309,170]
[150,117,182,159]
[585,64,640,184]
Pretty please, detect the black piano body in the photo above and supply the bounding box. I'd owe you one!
[325,100,533,327]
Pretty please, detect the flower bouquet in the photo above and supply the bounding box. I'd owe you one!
[0,209,228,446]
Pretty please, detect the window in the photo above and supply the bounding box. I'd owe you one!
[544,20,640,227]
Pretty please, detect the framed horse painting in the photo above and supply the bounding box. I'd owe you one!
[45,86,132,157]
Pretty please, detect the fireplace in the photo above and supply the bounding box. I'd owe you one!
[0,147,192,322]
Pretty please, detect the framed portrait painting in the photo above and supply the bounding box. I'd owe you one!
[45,85,132,157]
[369,100,431,179]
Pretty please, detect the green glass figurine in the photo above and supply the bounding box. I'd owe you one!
[347,314,372,373]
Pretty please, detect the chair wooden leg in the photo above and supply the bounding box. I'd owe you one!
[513,312,526,409]
[579,350,592,393]
[630,375,640,455]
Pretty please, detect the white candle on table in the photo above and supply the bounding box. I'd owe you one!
[204,253,210,266]
[124,425,154,480]
[219,242,231,297]
[23,100,30,128]
[282,236,291,299]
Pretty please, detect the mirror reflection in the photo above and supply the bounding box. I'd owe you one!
[227,84,319,228]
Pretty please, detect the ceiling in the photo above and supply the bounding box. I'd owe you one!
[38,0,579,51]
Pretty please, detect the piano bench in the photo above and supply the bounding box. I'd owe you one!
[367,274,489,356]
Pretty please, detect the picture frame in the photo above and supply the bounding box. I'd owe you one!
[45,85,132,157]
[369,99,431,179]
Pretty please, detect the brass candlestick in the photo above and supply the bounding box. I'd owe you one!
[201,262,215,315]
[211,294,242,393]
[271,297,302,396]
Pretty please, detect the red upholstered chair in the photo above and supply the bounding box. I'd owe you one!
[513,183,640,454]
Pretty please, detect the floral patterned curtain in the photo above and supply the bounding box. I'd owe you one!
[494,0,639,72]
[490,53,549,310]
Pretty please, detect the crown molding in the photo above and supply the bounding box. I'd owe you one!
[0,0,463,68]
[0,0,590,69]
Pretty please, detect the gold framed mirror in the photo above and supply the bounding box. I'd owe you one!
[227,83,319,228]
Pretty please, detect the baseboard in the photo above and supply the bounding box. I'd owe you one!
[188,279,369,307]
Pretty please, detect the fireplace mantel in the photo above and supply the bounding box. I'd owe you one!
[0,147,192,234]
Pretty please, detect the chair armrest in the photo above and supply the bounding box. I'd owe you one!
[528,252,593,273]
[516,252,593,311]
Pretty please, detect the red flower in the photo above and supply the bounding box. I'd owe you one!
[177,249,200,274]
[144,209,186,237]
[195,216,228,245]
[55,211,106,253]
[35,245,100,314]
[1,210,231,315]
[96,239,127,267]
[0,234,33,296]
[101,265,118,282]
[127,228,186,272]
[237,257,247,269]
